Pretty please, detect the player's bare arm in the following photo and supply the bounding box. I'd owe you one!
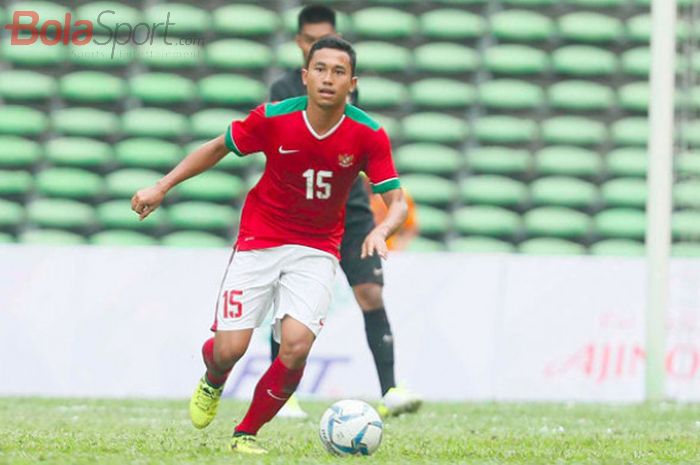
[131,135,229,220]
[362,189,408,260]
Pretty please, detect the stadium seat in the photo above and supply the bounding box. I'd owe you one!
[541,117,606,146]
[558,12,623,43]
[673,211,700,239]
[213,4,279,36]
[97,200,166,231]
[75,2,142,30]
[121,109,189,139]
[611,118,648,146]
[0,136,42,168]
[454,206,520,237]
[448,237,516,253]
[420,9,486,40]
[0,199,23,228]
[474,116,537,144]
[564,0,626,6]
[590,239,645,257]
[618,82,649,112]
[105,169,162,199]
[401,174,457,205]
[531,177,598,208]
[409,79,475,109]
[168,202,238,231]
[35,168,104,199]
[673,242,700,257]
[0,170,33,197]
[490,10,554,42]
[115,139,182,170]
[621,48,650,77]
[502,0,556,5]
[535,146,601,177]
[680,121,700,147]
[359,77,407,109]
[137,42,201,69]
[601,178,647,208]
[461,176,528,207]
[355,42,412,73]
[0,233,15,244]
[468,147,530,175]
[0,71,56,101]
[176,172,245,202]
[415,205,451,236]
[206,40,274,70]
[394,144,461,174]
[190,109,245,140]
[10,1,71,22]
[145,3,209,36]
[402,113,468,144]
[594,208,646,239]
[89,230,158,247]
[677,151,700,177]
[198,74,266,106]
[414,43,479,74]
[607,147,647,177]
[353,8,417,39]
[484,45,548,75]
[524,207,590,238]
[69,38,133,68]
[552,46,617,77]
[26,199,96,229]
[52,108,118,138]
[518,238,586,255]
[45,137,112,169]
[406,236,447,252]
[1,41,66,67]
[276,42,303,69]
[19,229,87,246]
[161,231,229,248]
[0,106,48,136]
[548,81,615,111]
[674,180,700,208]
[479,80,544,110]
[59,71,126,103]
[129,73,196,105]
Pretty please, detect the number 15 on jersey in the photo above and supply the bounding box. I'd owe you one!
[303,169,332,200]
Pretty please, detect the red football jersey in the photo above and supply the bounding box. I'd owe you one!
[224,96,400,258]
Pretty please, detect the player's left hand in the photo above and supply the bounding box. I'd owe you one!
[361,228,389,260]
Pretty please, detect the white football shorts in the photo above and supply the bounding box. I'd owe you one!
[212,244,338,341]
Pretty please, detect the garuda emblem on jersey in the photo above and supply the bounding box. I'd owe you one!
[338,153,354,168]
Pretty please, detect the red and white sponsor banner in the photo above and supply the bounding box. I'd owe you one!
[0,245,698,401]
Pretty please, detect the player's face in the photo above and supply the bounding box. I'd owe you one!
[296,23,336,62]
[302,48,357,110]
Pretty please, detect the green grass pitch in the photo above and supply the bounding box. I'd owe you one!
[0,398,698,464]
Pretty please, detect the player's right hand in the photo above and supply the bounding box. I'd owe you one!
[131,184,166,221]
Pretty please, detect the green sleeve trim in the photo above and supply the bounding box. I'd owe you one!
[344,104,381,131]
[224,125,245,157]
[372,178,400,194]
[265,96,308,117]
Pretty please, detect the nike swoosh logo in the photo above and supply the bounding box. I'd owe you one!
[278,145,300,155]
[267,389,289,401]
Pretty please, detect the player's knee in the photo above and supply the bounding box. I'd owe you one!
[353,283,384,311]
[213,339,248,370]
[278,340,312,370]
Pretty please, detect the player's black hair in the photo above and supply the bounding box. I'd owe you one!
[306,36,356,76]
[298,4,336,32]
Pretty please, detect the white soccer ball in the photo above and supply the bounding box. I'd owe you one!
[318,399,384,456]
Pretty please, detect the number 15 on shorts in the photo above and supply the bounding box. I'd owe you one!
[222,289,243,319]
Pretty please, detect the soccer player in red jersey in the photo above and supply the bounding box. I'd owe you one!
[131,36,408,454]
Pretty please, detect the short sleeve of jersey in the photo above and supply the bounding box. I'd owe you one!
[365,128,400,194]
[224,104,267,157]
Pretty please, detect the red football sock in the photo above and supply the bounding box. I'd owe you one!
[235,357,305,435]
[202,337,231,388]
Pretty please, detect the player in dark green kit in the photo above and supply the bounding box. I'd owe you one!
[269,4,420,418]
